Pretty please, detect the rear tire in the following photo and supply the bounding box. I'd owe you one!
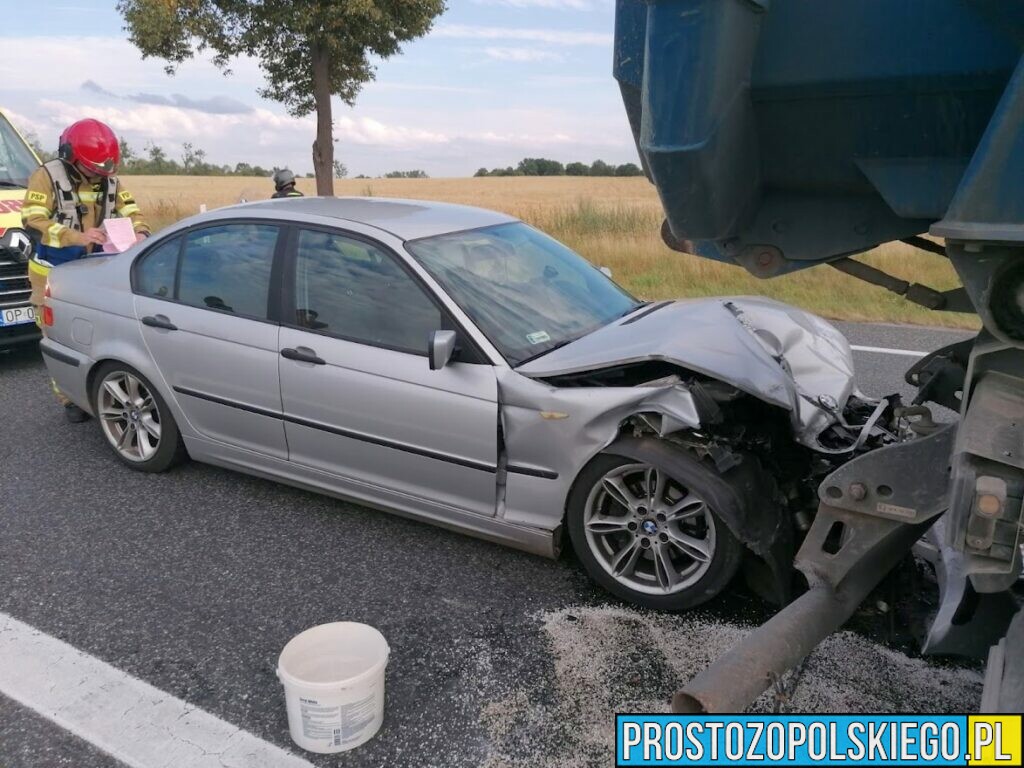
[567,450,744,611]
[91,362,186,473]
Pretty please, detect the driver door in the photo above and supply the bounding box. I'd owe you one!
[277,226,499,516]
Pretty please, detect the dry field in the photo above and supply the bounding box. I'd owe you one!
[123,175,978,330]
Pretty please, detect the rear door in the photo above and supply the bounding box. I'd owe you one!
[133,221,288,458]
[277,226,499,516]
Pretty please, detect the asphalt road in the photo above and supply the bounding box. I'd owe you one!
[0,321,977,767]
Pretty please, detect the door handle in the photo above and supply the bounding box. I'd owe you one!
[142,315,177,331]
[281,347,325,365]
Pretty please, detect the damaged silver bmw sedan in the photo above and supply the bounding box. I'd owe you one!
[40,197,898,610]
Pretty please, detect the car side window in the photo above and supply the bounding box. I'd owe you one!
[293,229,441,355]
[135,236,180,299]
[178,224,278,319]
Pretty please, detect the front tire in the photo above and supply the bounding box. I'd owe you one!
[91,362,186,473]
[567,451,744,611]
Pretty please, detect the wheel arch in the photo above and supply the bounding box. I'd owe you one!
[86,357,190,470]
[85,357,121,403]
[85,355,193,440]
[85,356,155,405]
[574,435,796,604]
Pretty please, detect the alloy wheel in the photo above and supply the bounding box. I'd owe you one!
[97,370,162,462]
[583,462,716,595]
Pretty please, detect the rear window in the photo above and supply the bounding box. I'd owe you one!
[135,237,179,299]
[133,223,280,320]
[178,224,278,318]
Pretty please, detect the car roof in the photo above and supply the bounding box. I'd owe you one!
[218,196,519,241]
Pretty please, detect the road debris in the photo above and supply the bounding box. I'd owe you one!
[482,605,982,767]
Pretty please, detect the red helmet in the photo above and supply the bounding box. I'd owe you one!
[59,119,120,177]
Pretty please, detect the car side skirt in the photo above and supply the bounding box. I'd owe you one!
[184,434,559,559]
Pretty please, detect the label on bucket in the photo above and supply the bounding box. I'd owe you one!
[299,693,377,746]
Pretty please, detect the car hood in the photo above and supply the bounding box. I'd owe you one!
[515,296,859,446]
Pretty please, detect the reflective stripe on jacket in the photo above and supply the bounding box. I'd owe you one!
[21,160,150,261]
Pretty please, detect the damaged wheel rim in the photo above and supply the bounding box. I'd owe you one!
[97,371,162,462]
[583,463,715,595]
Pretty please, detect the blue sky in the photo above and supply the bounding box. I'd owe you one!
[2,1,638,177]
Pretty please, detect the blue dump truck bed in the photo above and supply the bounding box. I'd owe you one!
[617,1,1024,716]
[614,0,1024,277]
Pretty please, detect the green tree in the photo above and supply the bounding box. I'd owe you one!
[539,158,564,176]
[118,136,138,169]
[474,167,489,177]
[516,158,539,176]
[181,142,208,174]
[565,161,589,176]
[24,131,57,163]
[117,0,446,196]
[145,142,178,174]
[515,157,563,176]
[333,159,348,179]
[383,169,428,178]
[615,162,642,177]
[590,159,614,176]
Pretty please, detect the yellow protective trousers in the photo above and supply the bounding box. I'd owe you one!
[27,257,70,407]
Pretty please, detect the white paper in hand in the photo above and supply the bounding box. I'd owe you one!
[100,218,137,254]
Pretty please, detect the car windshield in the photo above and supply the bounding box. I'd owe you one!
[0,114,38,188]
[406,222,640,366]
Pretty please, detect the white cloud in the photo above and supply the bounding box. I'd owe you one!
[530,74,610,87]
[37,100,287,141]
[36,99,449,148]
[483,47,564,63]
[0,36,265,94]
[335,116,449,146]
[1,108,44,139]
[4,29,635,175]
[367,82,487,95]
[465,130,576,145]
[433,24,613,46]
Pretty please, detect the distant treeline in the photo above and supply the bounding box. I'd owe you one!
[475,158,643,178]
[381,170,428,179]
[25,133,635,180]
[119,140,282,177]
[112,141,432,179]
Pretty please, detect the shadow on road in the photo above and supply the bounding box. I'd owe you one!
[0,341,44,373]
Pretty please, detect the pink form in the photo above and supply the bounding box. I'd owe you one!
[100,218,137,253]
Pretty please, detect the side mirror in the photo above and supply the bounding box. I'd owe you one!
[429,330,457,370]
[599,266,613,278]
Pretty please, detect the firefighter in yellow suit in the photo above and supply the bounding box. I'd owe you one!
[22,118,150,422]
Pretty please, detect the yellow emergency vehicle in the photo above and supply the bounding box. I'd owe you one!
[0,109,40,348]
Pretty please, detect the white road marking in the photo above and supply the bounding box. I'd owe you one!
[851,344,927,358]
[0,611,313,768]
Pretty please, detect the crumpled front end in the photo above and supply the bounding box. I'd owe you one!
[496,297,896,599]
[514,296,871,451]
[495,368,708,530]
[720,297,861,449]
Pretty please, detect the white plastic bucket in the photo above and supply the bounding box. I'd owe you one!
[277,622,390,754]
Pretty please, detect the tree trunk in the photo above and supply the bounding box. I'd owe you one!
[311,44,334,196]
